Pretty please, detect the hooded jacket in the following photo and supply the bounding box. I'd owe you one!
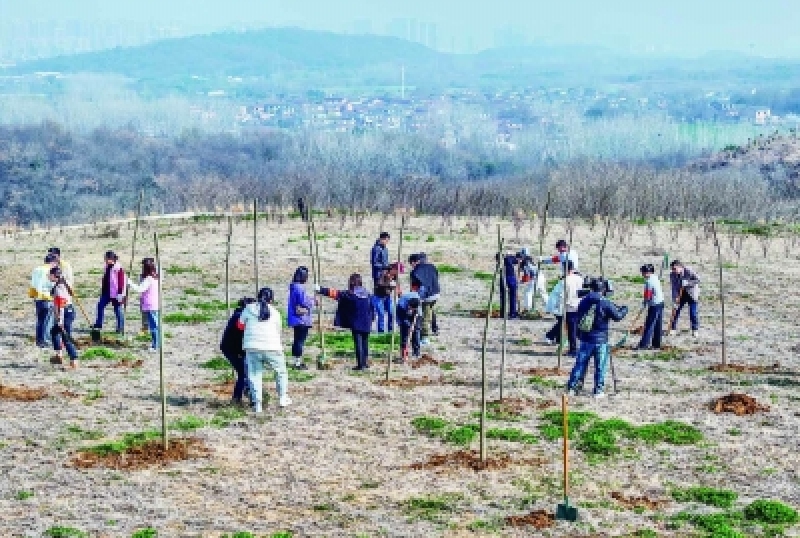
[220,306,246,356]
[287,282,314,327]
[670,267,700,302]
[319,286,374,333]
[575,292,628,344]
[410,262,440,301]
[370,240,389,282]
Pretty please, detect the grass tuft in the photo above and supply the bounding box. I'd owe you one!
[744,500,798,525]
[672,486,738,509]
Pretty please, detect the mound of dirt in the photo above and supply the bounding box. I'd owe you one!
[469,309,501,319]
[488,397,555,416]
[518,367,568,377]
[408,449,546,473]
[376,376,442,389]
[709,363,780,374]
[611,491,669,510]
[73,336,132,349]
[0,384,48,401]
[87,358,144,369]
[505,510,555,529]
[411,354,438,369]
[70,438,211,470]
[711,393,770,416]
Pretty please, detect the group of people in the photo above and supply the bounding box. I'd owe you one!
[29,248,162,368]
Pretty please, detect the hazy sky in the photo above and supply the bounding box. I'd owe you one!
[4,0,800,56]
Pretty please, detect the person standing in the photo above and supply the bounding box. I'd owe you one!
[316,274,375,371]
[47,247,74,287]
[287,266,315,370]
[638,264,665,350]
[519,248,546,312]
[93,251,126,334]
[540,239,579,272]
[48,267,79,368]
[668,260,701,338]
[126,258,160,352]
[395,288,422,362]
[498,251,521,319]
[566,278,628,398]
[238,287,291,412]
[219,298,254,405]
[563,261,583,356]
[370,232,392,332]
[30,254,58,348]
[372,263,399,333]
[409,253,440,345]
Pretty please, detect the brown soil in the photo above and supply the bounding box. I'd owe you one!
[411,354,438,369]
[87,358,144,369]
[60,390,81,399]
[710,393,770,416]
[70,438,211,470]
[470,309,501,319]
[73,336,133,349]
[708,363,780,374]
[408,449,546,473]
[631,325,644,335]
[376,376,442,389]
[611,491,669,511]
[518,367,568,377]
[0,384,48,401]
[505,509,555,529]
[488,397,555,416]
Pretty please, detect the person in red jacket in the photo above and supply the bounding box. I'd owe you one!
[92,251,126,334]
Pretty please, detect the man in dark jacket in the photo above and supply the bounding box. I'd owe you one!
[565,278,628,398]
[498,251,522,319]
[668,260,701,338]
[409,253,440,344]
[370,232,390,283]
[316,273,375,371]
[219,298,255,404]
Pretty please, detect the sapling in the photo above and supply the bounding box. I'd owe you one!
[498,225,508,401]
[480,238,504,462]
[154,232,167,450]
[386,215,405,381]
[710,222,727,366]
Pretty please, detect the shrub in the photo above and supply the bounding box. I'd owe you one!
[44,527,87,538]
[743,500,798,525]
[82,347,116,360]
[672,486,738,509]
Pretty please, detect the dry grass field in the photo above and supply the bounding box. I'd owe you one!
[0,213,799,538]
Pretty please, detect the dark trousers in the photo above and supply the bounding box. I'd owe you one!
[400,319,421,358]
[565,311,578,354]
[546,316,563,343]
[95,295,124,333]
[51,307,78,360]
[292,325,310,359]
[639,303,664,349]
[499,280,519,318]
[35,300,53,346]
[352,330,370,369]
[223,350,250,402]
[671,295,699,331]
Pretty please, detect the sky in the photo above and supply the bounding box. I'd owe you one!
[3,0,800,56]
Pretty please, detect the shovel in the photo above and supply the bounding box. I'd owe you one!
[614,306,645,348]
[70,291,100,344]
[555,394,579,522]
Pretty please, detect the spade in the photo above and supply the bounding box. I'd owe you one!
[555,394,579,522]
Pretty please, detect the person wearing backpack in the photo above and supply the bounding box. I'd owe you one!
[566,278,628,398]
[237,287,291,412]
[48,267,79,368]
[287,266,315,370]
[220,297,255,405]
[316,273,375,371]
[638,263,664,350]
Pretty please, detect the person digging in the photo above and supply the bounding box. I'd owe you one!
[668,260,701,338]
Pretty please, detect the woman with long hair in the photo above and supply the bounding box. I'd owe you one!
[237,287,291,412]
[127,258,160,352]
[287,266,315,370]
[48,267,79,368]
[316,273,375,371]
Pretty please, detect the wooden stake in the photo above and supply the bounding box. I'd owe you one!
[225,216,232,317]
[154,232,168,450]
[499,225,508,401]
[309,212,326,368]
[124,190,144,336]
[253,199,259,295]
[557,244,571,369]
[386,215,406,381]
[599,216,611,277]
[531,190,551,314]
[480,237,504,462]
[711,222,727,366]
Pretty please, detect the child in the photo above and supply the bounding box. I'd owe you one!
[287,266,315,370]
[238,287,291,412]
[638,263,664,350]
[220,297,254,405]
[126,258,160,352]
[316,273,375,371]
[48,267,79,368]
[396,288,422,362]
[566,278,628,398]
[93,251,126,334]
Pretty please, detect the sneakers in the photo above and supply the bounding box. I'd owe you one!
[420,338,430,346]
[667,330,675,337]
[292,363,308,370]
[148,347,158,353]
[50,355,63,365]
[253,402,263,413]
[543,337,555,345]
[68,360,78,370]
[279,396,292,408]
[593,392,606,399]
[692,330,699,339]
[565,388,577,397]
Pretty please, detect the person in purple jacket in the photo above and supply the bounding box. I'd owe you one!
[287,266,315,370]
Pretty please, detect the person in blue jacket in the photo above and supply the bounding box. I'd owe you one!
[566,278,628,398]
[316,273,375,371]
[497,251,522,319]
[395,289,422,362]
[287,266,315,370]
[219,297,255,405]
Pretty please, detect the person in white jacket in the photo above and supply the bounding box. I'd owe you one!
[543,261,582,355]
[518,248,547,312]
[237,287,290,412]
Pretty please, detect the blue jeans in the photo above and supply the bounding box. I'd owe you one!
[35,300,53,346]
[223,351,250,402]
[671,295,699,331]
[372,295,394,332]
[499,280,519,318]
[639,303,664,349]
[246,350,288,407]
[352,330,370,369]
[567,341,610,395]
[51,306,78,360]
[95,295,124,333]
[145,310,159,349]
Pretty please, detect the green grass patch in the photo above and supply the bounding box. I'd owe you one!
[444,424,480,446]
[636,348,686,361]
[308,331,392,355]
[287,369,315,382]
[194,300,229,312]
[162,312,213,324]
[200,356,231,371]
[131,529,158,538]
[169,415,206,432]
[744,500,798,525]
[81,347,116,360]
[671,511,745,537]
[404,493,463,523]
[486,427,538,444]
[672,486,738,508]
[440,362,455,371]
[15,490,34,500]
[66,425,105,441]
[202,282,218,289]
[473,271,495,281]
[529,375,563,389]
[437,264,464,274]
[84,430,162,456]
[411,416,449,434]
[211,407,247,428]
[44,527,87,538]
[166,265,202,275]
[183,288,202,296]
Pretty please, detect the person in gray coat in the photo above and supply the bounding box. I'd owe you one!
[668,260,700,338]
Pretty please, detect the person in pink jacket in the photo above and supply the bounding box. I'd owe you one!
[127,258,160,352]
[92,251,126,334]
